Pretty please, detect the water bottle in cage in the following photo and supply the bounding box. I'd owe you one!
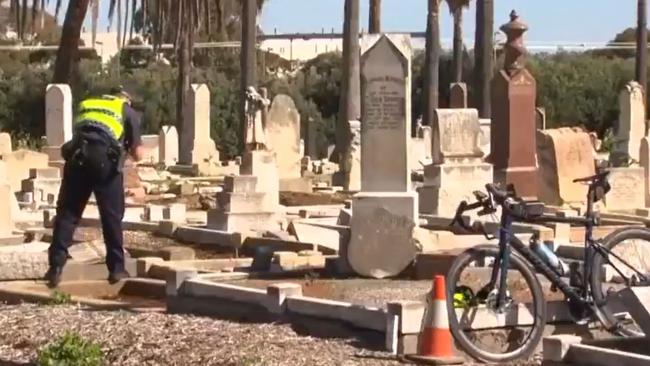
[529,236,570,275]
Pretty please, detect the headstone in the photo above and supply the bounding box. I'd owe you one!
[159,125,179,166]
[490,11,538,198]
[0,133,11,156]
[207,173,278,236]
[640,137,650,206]
[536,107,546,130]
[537,128,595,206]
[266,94,302,179]
[0,183,13,237]
[611,81,646,166]
[479,118,491,156]
[604,167,645,211]
[419,109,493,216]
[359,36,411,192]
[306,117,318,158]
[140,135,159,164]
[449,82,468,108]
[45,84,73,147]
[2,149,49,193]
[347,34,418,279]
[180,84,220,175]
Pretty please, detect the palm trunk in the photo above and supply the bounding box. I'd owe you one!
[369,0,380,34]
[452,7,463,83]
[240,0,258,146]
[176,21,191,136]
[423,0,440,125]
[474,0,493,118]
[52,0,90,83]
[637,0,648,116]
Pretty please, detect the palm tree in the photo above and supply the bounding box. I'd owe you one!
[445,0,471,83]
[474,0,493,118]
[369,0,381,34]
[637,0,648,111]
[423,0,441,125]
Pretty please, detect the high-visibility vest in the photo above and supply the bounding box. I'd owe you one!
[74,95,126,141]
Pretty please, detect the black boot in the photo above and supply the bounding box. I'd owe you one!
[108,270,130,284]
[44,266,63,288]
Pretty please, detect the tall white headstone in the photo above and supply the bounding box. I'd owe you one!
[45,84,73,147]
[347,34,418,279]
[159,125,179,166]
[180,84,220,174]
[266,94,302,179]
[612,81,646,166]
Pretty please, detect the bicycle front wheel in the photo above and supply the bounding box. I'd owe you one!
[590,227,650,337]
[446,245,547,363]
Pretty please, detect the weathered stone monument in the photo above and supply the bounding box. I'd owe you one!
[42,84,73,167]
[347,34,419,279]
[536,107,546,130]
[159,125,179,166]
[410,122,432,172]
[140,135,159,164]
[418,109,492,216]
[611,81,646,166]
[490,11,538,198]
[266,94,302,179]
[640,137,650,206]
[244,86,270,151]
[537,128,595,206]
[179,84,221,175]
[21,167,62,207]
[449,82,468,108]
[604,167,645,211]
[479,118,491,156]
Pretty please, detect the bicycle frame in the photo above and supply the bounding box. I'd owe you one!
[490,208,649,315]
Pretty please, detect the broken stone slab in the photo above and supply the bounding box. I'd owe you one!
[615,287,650,335]
[127,246,195,261]
[174,226,242,248]
[241,237,324,256]
[288,221,340,253]
[269,251,326,272]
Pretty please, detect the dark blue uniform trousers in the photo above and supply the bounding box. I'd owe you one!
[48,162,126,274]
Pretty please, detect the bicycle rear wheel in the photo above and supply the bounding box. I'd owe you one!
[590,227,650,337]
[446,245,547,363]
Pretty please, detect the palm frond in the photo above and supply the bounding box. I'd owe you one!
[444,0,471,14]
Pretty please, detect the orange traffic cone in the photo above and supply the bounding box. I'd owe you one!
[406,275,464,365]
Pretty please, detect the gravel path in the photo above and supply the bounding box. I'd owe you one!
[0,304,400,366]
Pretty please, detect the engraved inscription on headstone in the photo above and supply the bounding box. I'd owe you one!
[360,35,410,192]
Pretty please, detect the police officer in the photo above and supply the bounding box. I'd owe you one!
[44,87,144,288]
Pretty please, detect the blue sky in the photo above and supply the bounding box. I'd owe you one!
[45,0,637,44]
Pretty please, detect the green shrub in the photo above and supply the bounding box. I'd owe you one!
[49,290,73,305]
[36,331,104,366]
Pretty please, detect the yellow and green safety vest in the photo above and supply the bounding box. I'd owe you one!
[74,95,126,141]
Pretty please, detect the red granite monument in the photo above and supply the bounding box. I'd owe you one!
[490,10,538,198]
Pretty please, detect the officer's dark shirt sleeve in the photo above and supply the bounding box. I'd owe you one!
[122,104,142,153]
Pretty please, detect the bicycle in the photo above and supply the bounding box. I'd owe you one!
[446,170,650,363]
